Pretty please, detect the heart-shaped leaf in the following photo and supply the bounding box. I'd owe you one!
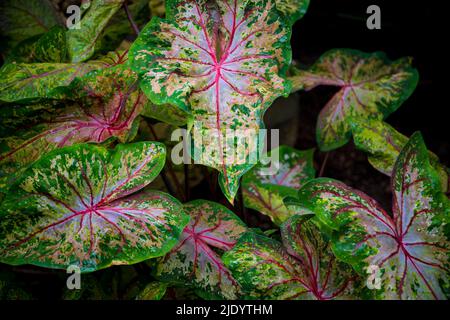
[351,118,449,193]
[275,0,310,23]
[242,146,315,225]
[155,199,247,299]
[223,217,357,300]
[130,0,292,203]
[0,61,106,103]
[0,66,145,191]
[67,0,126,62]
[0,0,61,52]
[0,142,190,272]
[297,133,450,299]
[289,49,419,151]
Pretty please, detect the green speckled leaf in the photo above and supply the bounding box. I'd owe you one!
[297,133,450,299]
[0,0,61,52]
[135,281,168,300]
[141,101,192,127]
[242,146,315,225]
[223,222,356,300]
[130,0,293,203]
[289,49,418,151]
[0,61,106,103]
[67,0,126,62]
[155,199,247,299]
[0,142,190,272]
[0,66,145,192]
[275,0,310,23]
[351,118,449,193]
[5,26,68,64]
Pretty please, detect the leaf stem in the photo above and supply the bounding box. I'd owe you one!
[123,1,140,36]
[319,152,330,177]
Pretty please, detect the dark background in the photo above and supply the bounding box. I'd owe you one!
[284,0,446,210]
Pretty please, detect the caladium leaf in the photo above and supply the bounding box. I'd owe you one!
[5,26,68,64]
[289,49,419,151]
[0,61,106,103]
[0,66,145,192]
[297,133,450,299]
[0,0,61,52]
[141,101,192,127]
[275,0,310,23]
[351,118,449,193]
[135,282,168,300]
[242,146,315,225]
[155,199,247,299]
[130,0,292,203]
[0,142,190,272]
[223,222,357,300]
[67,0,126,62]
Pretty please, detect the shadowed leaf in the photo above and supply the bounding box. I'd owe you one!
[242,146,315,225]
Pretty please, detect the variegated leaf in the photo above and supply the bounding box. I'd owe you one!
[141,101,192,127]
[298,133,450,299]
[223,223,357,300]
[0,142,190,272]
[242,146,315,225]
[67,0,126,62]
[275,0,310,23]
[155,200,247,299]
[0,66,145,192]
[351,118,449,193]
[130,0,292,203]
[0,61,106,103]
[5,26,68,64]
[289,49,419,151]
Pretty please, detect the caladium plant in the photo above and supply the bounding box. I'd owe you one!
[0,65,145,191]
[242,145,315,225]
[0,142,189,272]
[129,0,295,203]
[223,214,361,300]
[289,49,419,151]
[350,118,449,193]
[296,133,450,299]
[0,0,446,302]
[155,200,247,299]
